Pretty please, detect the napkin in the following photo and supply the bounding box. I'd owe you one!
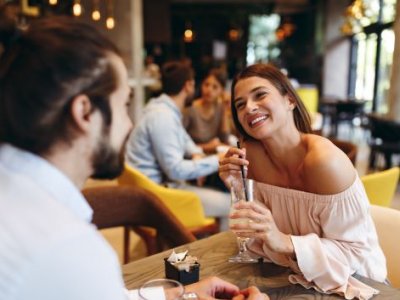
[167,249,198,272]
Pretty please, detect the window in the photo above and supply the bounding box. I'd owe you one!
[349,0,396,113]
[247,15,280,65]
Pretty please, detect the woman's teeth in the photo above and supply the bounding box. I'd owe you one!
[250,115,267,126]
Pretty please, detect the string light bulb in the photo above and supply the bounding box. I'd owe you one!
[92,10,101,21]
[92,0,101,21]
[183,21,194,43]
[228,29,240,41]
[49,0,57,5]
[106,0,115,30]
[184,29,193,42]
[106,17,115,29]
[73,0,82,17]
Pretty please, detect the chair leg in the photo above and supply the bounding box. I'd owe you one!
[369,149,376,169]
[384,152,393,170]
[123,226,130,264]
[133,227,160,255]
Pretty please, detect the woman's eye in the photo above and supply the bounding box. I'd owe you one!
[255,92,267,99]
[235,101,245,109]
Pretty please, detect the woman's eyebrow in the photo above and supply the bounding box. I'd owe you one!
[234,86,267,103]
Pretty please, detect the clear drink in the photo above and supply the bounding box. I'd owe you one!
[228,179,258,263]
[229,208,253,234]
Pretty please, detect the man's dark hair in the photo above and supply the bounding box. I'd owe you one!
[0,16,120,155]
[161,61,193,96]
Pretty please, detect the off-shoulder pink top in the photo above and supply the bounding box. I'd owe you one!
[248,174,387,300]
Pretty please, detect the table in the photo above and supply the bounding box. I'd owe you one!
[123,231,400,299]
[320,99,367,137]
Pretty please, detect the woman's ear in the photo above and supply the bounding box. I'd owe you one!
[286,95,296,111]
[69,94,93,132]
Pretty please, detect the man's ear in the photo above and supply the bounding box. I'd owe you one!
[184,79,194,93]
[69,94,93,132]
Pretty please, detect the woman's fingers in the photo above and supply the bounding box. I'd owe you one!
[218,147,249,189]
[233,201,270,215]
[219,156,248,169]
[230,202,273,234]
[226,146,246,158]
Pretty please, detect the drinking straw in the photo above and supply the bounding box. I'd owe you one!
[237,141,249,201]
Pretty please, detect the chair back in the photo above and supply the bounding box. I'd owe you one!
[370,205,400,287]
[330,138,358,165]
[118,164,216,229]
[361,167,399,207]
[368,113,400,142]
[83,185,195,262]
[296,85,318,114]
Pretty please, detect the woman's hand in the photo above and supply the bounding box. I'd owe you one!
[230,201,294,256]
[218,147,249,190]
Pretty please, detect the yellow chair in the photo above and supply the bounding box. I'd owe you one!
[296,86,319,114]
[118,164,218,253]
[370,205,400,287]
[361,167,399,207]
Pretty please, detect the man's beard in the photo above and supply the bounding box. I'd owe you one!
[91,130,129,180]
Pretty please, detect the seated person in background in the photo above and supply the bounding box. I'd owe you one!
[0,15,266,300]
[219,64,387,300]
[183,68,230,154]
[126,61,230,230]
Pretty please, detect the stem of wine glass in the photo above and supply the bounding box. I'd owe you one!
[238,237,249,254]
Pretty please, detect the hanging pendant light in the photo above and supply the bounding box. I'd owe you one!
[183,21,194,43]
[106,0,115,29]
[73,0,82,17]
[92,0,101,21]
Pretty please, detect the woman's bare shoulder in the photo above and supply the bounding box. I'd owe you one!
[302,135,356,195]
[192,98,203,107]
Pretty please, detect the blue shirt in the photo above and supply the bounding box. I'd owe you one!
[0,144,127,300]
[126,94,219,184]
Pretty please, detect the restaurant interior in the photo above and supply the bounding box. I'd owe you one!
[1,0,400,297]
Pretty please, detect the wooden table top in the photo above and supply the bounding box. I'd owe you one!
[123,231,400,299]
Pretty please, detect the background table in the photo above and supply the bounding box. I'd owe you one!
[123,231,400,299]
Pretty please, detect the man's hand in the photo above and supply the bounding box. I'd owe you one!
[192,153,205,160]
[232,286,269,300]
[185,276,240,299]
[196,176,206,187]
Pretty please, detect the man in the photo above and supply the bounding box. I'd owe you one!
[0,16,267,300]
[126,61,230,229]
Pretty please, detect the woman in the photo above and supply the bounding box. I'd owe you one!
[219,64,386,300]
[184,68,230,153]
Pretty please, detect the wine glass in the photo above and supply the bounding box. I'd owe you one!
[228,179,258,263]
[139,279,184,300]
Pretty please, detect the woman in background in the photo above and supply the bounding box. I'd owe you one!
[219,63,386,300]
[184,68,230,154]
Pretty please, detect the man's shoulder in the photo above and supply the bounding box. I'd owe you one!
[139,102,180,131]
[0,168,98,255]
[0,174,110,299]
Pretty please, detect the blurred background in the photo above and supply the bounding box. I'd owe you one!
[1,0,398,120]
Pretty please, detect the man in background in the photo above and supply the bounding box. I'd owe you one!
[126,61,231,230]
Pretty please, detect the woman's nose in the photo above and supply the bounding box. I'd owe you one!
[245,99,258,112]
